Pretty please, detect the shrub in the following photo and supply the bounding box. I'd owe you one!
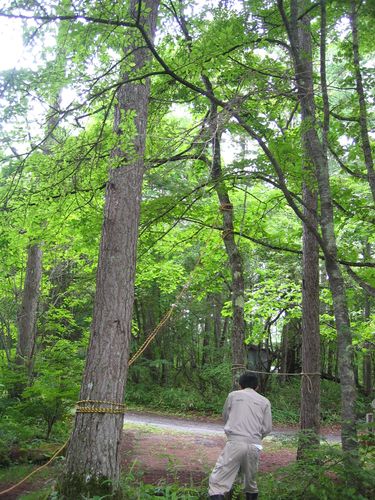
[258,444,375,500]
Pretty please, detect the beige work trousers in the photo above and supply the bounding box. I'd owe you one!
[208,439,260,496]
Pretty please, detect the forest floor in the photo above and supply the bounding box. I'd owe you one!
[0,411,341,499]
[120,410,340,486]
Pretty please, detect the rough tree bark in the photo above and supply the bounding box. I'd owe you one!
[278,0,359,460]
[297,178,320,457]
[349,0,375,202]
[15,244,43,376]
[57,1,159,498]
[297,0,322,458]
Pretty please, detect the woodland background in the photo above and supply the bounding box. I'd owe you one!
[0,0,374,498]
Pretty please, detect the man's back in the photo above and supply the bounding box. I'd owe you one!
[223,388,272,445]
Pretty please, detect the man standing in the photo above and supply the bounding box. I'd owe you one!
[208,372,272,500]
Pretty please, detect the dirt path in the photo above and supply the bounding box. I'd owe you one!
[0,413,340,498]
[123,410,341,442]
[120,411,340,487]
[120,422,296,487]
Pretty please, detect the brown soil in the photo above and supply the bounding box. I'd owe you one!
[0,426,298,498]
[119,428,296,486]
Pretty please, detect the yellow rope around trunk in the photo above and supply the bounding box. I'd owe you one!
[0,224,322,496]
[0,232,214,497]
[76,400,127,414]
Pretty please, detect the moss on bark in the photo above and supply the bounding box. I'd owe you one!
[55,473,123,499]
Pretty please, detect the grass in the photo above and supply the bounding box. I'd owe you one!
[0,463,54,499]
[3,432,372,500]
[0,463,53,484]
[125,378,362,426]
[0,423,296,499]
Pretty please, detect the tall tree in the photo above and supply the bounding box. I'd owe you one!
[57,1,159,497]
[15,244,42,376]
[362,241,373,396]
[206,93,246,384]
[277,0,359,461]
[173,2,247,385]
[298,173,320,456]
[349,0,375,201]
[297,0,325,457]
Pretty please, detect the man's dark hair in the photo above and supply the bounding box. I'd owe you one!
[238,371,258,389]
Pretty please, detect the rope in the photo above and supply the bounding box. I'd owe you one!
[231,364,247,371]
[0,229,218,497]
[220,203,233,211]
[129,227,216,367]
[0,442,67,497]
[76,400,127,414]
[0,401,125,495]
[232,368,321,394]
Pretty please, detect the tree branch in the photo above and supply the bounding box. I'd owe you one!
[346,267,375,296]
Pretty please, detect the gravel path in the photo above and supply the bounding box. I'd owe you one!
[123,411,341,443]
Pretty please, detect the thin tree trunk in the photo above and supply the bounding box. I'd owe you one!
[209,113,246,385]
[278,0,358,460]
[200,77,245,386]
[175,3,246,383]
[362,324,372,397]
[363,242,372,396]
[15,31,67,382]
[16,244,43,376]
[327,341,334,378]
[57,2,159,497]
[349,0,375,201]
[202,313,210,366]
[212,293,223,349]
[280,321,289,384]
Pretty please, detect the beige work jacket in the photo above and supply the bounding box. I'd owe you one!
[223,388,272,445]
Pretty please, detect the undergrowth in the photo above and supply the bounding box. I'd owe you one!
[1,438,374,499]
[125,374,371,426]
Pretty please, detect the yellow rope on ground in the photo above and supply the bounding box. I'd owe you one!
[0,230,217,497]
[0,442,67,497]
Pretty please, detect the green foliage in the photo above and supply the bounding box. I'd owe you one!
[126,369,348,426]
[21,340,83,439]
[266,377,371,426]
[119,461,207,500]
[0,340,83,465]
[243,273,302,344]
[259,444,375,500]
[0,3,373,497]
[126,363,231,415]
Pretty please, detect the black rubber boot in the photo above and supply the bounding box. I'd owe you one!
[246,493,258,500]
[209,496,225,500]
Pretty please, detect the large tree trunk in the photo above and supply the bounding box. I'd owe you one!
[297,181,320,457]
[16,244,43,375]
[297,0,322,458]
[278,0,358,460]
[57,2,159,498]
[349,0,375,202]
